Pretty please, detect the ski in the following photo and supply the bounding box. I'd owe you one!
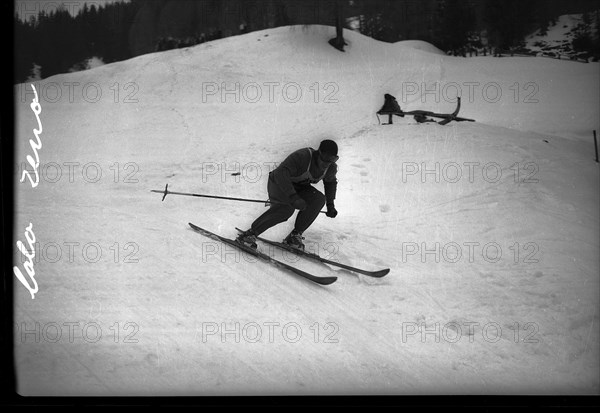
[236,228,390,278]
[403,97,475,124]
[189,223,337,286]
[437,95,462,125]
[377,96,475,125]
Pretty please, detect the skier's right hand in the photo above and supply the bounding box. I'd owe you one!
[326,203,338,218]
[290,194,307,211]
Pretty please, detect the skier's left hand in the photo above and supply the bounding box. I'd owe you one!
[326,203,338,218]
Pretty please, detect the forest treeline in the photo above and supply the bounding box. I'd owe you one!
[14,0,600,82]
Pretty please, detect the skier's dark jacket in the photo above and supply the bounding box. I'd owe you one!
[269,147,337,205]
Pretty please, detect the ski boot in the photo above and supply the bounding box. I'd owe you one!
[236,228,258,250]
[283,230,305,250]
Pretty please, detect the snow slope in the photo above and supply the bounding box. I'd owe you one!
[395,40,447,55]
[13,25,599,395]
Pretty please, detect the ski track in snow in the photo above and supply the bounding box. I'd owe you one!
[12,25,599,395]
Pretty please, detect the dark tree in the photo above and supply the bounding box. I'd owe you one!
[571,10,600,59]
[434,0,476,55]
[14,17,36,83]
[354,0,403,42]
[328,0,346,51]
[14,1,141,81]
[483,0,537,52]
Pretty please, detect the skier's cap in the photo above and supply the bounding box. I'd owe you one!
[319,139,338,157]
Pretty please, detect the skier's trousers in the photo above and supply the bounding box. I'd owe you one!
[251,175,325,235]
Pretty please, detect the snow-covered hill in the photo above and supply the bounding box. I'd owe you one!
[13,25,599,395]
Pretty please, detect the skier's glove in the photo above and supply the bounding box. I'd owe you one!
[290,194,307,211]
[326,203,338,218]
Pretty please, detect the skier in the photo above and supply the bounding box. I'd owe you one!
[236,139,339,250]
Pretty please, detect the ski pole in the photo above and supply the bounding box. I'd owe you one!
[151,183,276,204]
[151,184,326,213]
[594,130,598,163]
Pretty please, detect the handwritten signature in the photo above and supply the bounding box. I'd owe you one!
[15,84,43,299]
[20,84,42,188]
[14,223,39,299]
